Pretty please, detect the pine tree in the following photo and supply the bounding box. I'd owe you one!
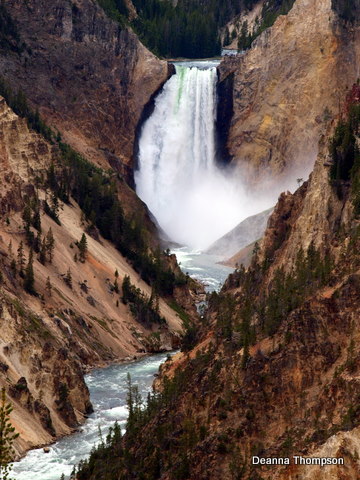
[78,233,88,262]
[47,162,57,190]
[45,228,55,263]
[34,231,41,254]
[238,20,251,50]
[50,194,60,221]
[17,241,25,276]
[114,269,119,293]
[22,203,31,234]
[0,387,19,480]
[32,207,41,233]
[44,194,60,224]
[122,275,132,304]
[223,26,230,46]
[39,238,47,265]
[24,249,35,295]
[65,268,72,289]
[126,374,143,437]
[46,276,52,297]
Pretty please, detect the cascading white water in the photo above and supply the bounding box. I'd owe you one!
[135,62,268,251]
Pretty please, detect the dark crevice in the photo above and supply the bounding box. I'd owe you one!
[216,70,234,165]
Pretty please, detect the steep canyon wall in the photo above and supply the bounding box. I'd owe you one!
[0,0,171,181]
[219,0,360,187]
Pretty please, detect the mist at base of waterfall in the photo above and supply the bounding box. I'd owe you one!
[135,63,276,251]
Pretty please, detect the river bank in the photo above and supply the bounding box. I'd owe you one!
[13,353,171,480]
[13,248,232,479]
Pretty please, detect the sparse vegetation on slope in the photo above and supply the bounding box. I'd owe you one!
[49,142,186,296]
[0,78,186,298]
[329,84,360,212]
[0,89,193,456]
[122,275,166,326]
[0,76,53,141]
[75,88,360,480]
[237,0,296,50]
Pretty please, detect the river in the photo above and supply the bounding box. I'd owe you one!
[13,353,171,480]
[172,247,232,292]
[13,249,231,480]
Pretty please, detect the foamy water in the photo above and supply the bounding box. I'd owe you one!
[135,62,272,251]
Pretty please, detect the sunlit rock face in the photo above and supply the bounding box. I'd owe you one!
[1,0,171,180]
[219,0,360,187]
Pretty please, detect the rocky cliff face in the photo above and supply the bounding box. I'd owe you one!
[0,0,199,458]
[218,0,360,186]
[0,0,171,181]
[206,207,273,259]
[143,272,360,480]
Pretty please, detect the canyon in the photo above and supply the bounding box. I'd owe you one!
[0,1,360,479]
[80,76,360,480]
[0,0,202,458]
[74,1,360,480]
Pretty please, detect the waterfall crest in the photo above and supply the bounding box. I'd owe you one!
[135,63,265,250]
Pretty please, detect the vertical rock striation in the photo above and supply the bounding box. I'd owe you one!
[218,0,360,186]
[0,0,171,180]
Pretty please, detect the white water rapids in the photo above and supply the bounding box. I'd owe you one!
[13,354,171,480]
[135,61,271,251]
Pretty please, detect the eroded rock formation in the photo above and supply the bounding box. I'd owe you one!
[1,0,171,181]
[218,0,360,186]
[88,91,360,480]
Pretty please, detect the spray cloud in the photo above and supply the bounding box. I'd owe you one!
[135,63,279,251]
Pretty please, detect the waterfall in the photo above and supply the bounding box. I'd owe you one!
[135,63,265,251]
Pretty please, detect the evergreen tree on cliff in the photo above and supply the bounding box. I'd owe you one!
[0,388,19,480]
[78,233,88,263]
[24,248,35,295]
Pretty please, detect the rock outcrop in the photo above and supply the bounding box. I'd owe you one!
[218,0,360,186]
[76,75,360,480]
[0,0,171,181]
[206,207,273,259]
